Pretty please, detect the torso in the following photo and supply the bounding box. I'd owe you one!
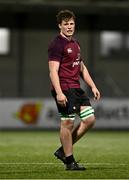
[48,35,82,90]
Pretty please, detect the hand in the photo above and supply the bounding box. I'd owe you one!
[92,87,101,101]
[56,93,68,106]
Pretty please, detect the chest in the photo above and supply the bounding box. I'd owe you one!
[63,42,81,62]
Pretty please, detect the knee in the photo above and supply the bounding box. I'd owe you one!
[89,115,96,124]
[83,115,96,128]
[91,115,96,127]
[61,120,74,131]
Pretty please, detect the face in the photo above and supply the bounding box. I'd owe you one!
[59,18,75,38]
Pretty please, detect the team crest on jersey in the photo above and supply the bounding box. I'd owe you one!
[67,48,72,53]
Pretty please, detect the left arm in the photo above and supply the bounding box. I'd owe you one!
[80,61,100,101]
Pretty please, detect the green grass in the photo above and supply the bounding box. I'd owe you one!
[0,130,129,179]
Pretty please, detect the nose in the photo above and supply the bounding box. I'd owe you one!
[68,25,72,29]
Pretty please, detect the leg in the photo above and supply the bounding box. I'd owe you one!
[54,116,86,170]
[72,106,95,144]
[54,106,95,160]
[54,114,75,164]
[60,119,86,170]
[60,120,74,157]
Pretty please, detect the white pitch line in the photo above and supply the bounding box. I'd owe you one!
[0,162,128,166]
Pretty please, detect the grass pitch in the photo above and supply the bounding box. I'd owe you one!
[0,130,128,179]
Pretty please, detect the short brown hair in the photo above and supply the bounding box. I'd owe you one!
[56,9,76,24]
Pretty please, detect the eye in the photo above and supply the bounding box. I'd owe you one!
[63,22,68,26]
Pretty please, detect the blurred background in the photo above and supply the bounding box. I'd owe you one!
[0,0,129,130]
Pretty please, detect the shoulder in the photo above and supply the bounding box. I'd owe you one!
[72,37,80,46]
[48,35,64,49]
[48,35,66,60]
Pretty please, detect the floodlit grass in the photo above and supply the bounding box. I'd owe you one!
[0,130,129,179]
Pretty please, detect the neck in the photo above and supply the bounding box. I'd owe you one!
[60,32,72,41]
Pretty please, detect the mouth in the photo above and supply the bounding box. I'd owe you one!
[67,30,73,33]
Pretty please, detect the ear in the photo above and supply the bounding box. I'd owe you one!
[58,24,61,29]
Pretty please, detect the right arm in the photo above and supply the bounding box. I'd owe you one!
[49,61,67,106]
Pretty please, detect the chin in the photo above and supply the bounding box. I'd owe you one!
[66,34,73,37]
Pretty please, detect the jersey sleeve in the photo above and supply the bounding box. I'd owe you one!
[48,39,62,62]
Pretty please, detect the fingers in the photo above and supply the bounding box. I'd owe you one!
[64,98,68,106]
[58,99,67,106]
[94,91,100,101]
[63,97,68,106]
[57,96,68,106]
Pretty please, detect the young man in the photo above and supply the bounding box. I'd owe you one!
[48,9,100,170]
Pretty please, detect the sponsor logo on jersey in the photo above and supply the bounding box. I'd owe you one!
[76,53,80,61]
[72,61,80,67]
[67,48,72,53]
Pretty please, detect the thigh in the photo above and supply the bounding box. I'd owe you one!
[51,90,76,120]
[79,105,95,121]
[65,88,91,114]
[77,88,91,107]
[51,90,68,114]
